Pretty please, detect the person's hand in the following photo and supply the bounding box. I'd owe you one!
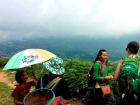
[105,76,110,80]
[32,70,35,75]
[105,75,113,80]
[109,75,113,80]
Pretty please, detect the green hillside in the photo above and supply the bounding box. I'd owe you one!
[0,36,140,61]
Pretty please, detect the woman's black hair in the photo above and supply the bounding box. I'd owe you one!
[127,41,139,54]
[94,49,106,63]
[15,71,24,84]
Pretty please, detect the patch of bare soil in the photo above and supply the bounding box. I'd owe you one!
[0,71,15,88]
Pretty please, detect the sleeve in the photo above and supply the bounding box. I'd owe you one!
[93,63,105,81]
[11,87,19,99]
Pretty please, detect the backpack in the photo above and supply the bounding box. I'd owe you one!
[87,66,95,87]
[119,56,140,95]
[87,61,103,87]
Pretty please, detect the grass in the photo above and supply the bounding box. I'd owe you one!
[0,82,15,105]
[0,67,15,105]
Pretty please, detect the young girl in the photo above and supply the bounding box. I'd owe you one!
[11,70,38,105]
[115,41,140,105]
[93,49,113,105]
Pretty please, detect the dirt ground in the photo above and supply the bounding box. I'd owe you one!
[0,71,15,88]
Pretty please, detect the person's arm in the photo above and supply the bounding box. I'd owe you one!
[28,70,38,87]
[32,70,38,81]
[32,70,38,86]
[36,78,41,89]
[115,59,123,81]
[106,75,113,80]
[107,72,113,80]
[93,63,113,81]
[14,98,24,105]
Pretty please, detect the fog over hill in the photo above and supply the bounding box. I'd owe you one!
[0,35,140,61]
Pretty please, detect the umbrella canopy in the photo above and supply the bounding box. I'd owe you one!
[3,49,57,71]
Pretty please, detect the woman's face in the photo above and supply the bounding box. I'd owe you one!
[99,51,107,62]
[21,71,28,82]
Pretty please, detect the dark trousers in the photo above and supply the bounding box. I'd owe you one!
[120,93,140,105]
[95,88,110,105]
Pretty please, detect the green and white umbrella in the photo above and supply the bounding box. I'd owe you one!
[3,49,57,71]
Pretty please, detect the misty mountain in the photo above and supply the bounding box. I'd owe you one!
[0,35,140,61]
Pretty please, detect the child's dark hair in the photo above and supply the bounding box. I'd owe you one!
[127,41,139,54]
[15,71,24,84]
[94,49,106,63]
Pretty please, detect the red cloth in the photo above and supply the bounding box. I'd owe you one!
[97,61,106,81]
[11,82,33,103]
[97,61,106,71]
[56,96,65,105]
[101,77,105,81]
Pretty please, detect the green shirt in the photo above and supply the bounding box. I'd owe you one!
[93,62,109,86]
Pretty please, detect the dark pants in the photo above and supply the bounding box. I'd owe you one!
[120,93,140,105]
[95,88,110,105]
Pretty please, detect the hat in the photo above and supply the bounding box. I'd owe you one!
[43,57,65,75]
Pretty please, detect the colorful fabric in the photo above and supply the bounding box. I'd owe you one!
[97,61,106,71]
[45,77,61,88]
[43,57,65,75]
[56,96,65,105]
[3,49,56,71]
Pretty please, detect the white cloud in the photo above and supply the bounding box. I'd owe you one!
[0,0,140,39]
[0,30,15,39]
[96,0,140,36]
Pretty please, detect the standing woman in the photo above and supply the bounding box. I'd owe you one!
[93,49,113,105]
[115,41,140,105]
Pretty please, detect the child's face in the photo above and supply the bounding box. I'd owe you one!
[21,71,28,82]
[99,51,107,62]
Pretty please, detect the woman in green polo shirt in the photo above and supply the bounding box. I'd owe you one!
[93,49,113,105]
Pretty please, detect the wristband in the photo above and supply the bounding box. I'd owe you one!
[101,77,105,81]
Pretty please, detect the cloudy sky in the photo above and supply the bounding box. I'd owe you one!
[0,0,140,40]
